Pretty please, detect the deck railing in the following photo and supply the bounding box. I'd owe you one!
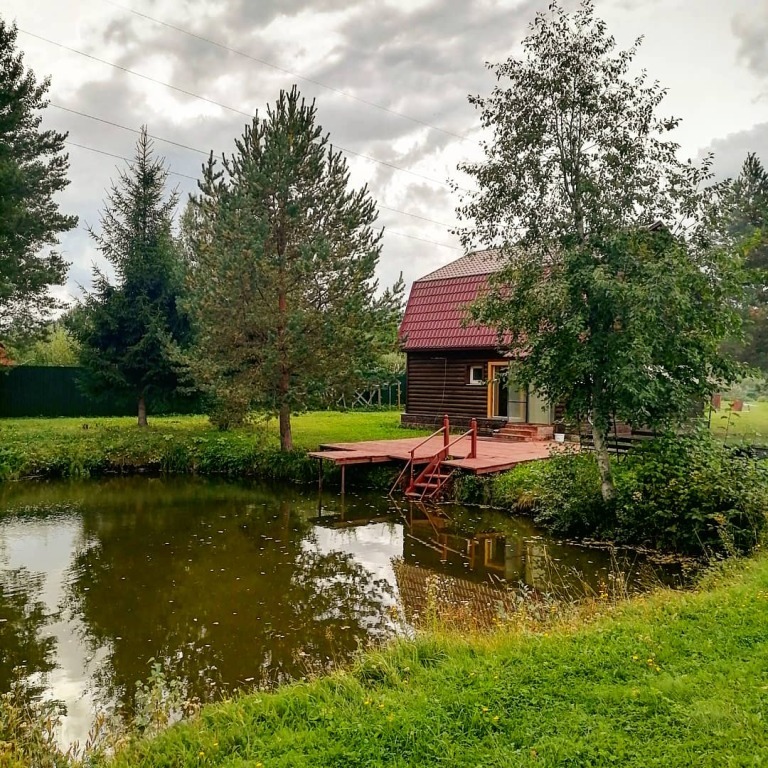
[389,416,478,498]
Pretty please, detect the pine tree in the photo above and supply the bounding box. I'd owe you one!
[187,87,387,449]
[0,19,76,340]
[74,129,188,426]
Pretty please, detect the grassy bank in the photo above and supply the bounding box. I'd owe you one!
[103,554,768,767]
[0,411,426,483]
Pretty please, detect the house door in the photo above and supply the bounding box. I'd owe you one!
[489,363,508,417]
[489,363,527,422]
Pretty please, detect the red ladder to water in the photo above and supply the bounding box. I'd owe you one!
[390,416,478,501]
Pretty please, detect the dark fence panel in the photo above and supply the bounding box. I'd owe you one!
[0,367,405,419]
[0,367,200,418]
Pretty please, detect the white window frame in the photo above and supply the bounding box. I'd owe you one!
[468,365,485,386]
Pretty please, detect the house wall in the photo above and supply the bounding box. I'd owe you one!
[403,350,564,434]
[403,350,506,433]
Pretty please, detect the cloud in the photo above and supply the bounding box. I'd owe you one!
[732,5,768,79]
[705,122,768,181]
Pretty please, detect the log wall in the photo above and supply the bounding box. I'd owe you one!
[404,350,506,432]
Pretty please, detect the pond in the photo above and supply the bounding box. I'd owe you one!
[0,477,686,746]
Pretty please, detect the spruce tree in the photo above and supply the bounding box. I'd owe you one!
[187,87,386,449]
[74,129,188,426]
[729,153,768,372]
[0,19,76,340]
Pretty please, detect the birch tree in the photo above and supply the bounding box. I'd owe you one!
[457,1,743,501]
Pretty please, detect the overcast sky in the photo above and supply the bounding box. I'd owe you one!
[5,0,768,304]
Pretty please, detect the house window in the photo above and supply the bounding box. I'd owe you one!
[468,365,485,385]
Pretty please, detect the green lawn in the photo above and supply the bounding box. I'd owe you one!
[104,555,768,767]
[0,411,428,482]
[709,400,768,445]
[0,410,418,449]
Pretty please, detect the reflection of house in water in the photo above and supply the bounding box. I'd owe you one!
[392,558,518,628]
[401,503,552,591]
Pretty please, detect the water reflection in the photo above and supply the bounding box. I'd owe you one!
[0,477,685,746]
[0,564,58,699]
[60,484,395,714]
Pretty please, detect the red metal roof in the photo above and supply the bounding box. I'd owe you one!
[399,272,501,351]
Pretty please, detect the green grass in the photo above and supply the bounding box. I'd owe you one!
[0,411,427,482]
[103,555,768,767]
[710,400,768,445]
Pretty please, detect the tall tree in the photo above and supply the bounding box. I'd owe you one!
[187,86,387,449]
[73,129,188,426]
[0,19,76,341]
[457,0,743,502]
[728,152,768,372]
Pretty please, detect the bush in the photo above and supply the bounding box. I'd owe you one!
[615,430,768,556]
[490,460,548,510]
[533,448,612,537]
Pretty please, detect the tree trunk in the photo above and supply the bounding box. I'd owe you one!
[279,401,293,451]
[591,421,615,503]
[137,395,148,428]
[276,274,292,451]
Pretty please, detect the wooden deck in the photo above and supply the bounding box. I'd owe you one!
[310,434,559,475]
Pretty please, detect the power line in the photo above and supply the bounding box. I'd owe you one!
[51,103,457,229]
[103,0,478,145]
[383,229,461,250]
[64,140,198,180]
[64,139,461,250]
[54,104,208,155]
[19,28,465,192]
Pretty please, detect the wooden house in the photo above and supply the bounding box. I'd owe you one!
[399,250,556,438]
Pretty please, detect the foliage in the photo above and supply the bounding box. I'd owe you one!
[7,324,80,366]
[72,128,190,426]
[457,0,744,502]
[532,449,610,537]
[0,19,76,342]
[105,555,768,767]
[186,87,397,449]
[489,459,547,510]
[615,430,768,556]
[726,152,768,372]
[0,676,68,768]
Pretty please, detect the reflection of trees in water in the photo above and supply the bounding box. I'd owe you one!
[62,489,393,716]
[0,566,58,699]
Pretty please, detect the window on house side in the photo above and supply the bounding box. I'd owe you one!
[469,365,485,385]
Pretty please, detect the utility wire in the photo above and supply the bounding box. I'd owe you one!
[64,139,461,250]
[20,28,466,192]
[51,103,457,229]
[64,140,198,180]
[54,104,208,155]
[382,229,461,250]
[103,0,478,145]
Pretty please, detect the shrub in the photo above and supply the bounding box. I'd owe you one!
[615,430,768,556]
[491,460,548,510]
[533,448,612,537]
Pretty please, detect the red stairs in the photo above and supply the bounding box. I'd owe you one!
[404,454,454,500]
[494,423,554,442]
[389,416,478,502]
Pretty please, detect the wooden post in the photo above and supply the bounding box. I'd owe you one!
[341,464,346,496]
[470,418,478,459]
[443,414,450,449]
[318,458,323,494]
